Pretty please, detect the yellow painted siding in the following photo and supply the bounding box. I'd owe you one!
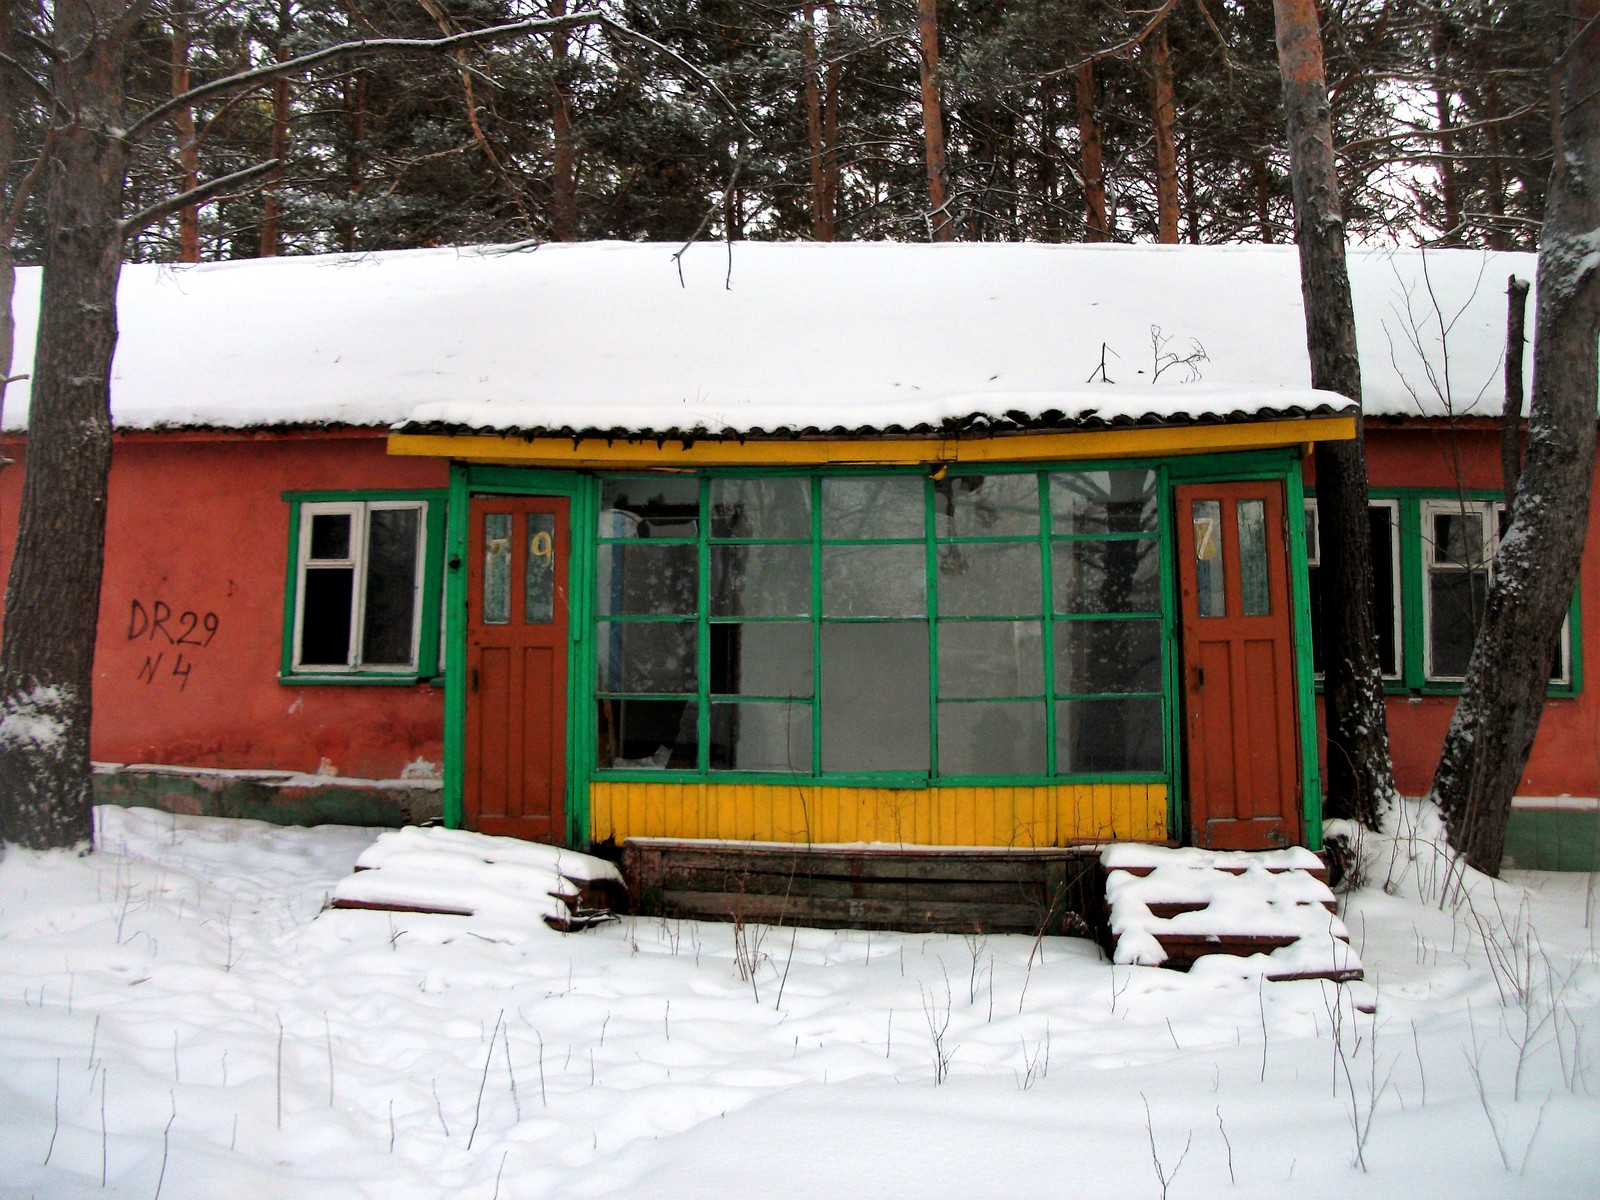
[590,781,1168,846]
[389,417,1354,469]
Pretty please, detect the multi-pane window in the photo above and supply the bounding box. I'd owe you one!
[594,469,1169,781]
[1421,500,1570,684]
[1305,500,1401,678]
[288,498,435,677]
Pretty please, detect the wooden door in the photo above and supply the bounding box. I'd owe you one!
[465,495,570,842]
[1174,481,1301,850]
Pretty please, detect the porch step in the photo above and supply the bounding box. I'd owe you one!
[621,838,1106,937]
[1102,844,1362,982]
[329,826,625,933]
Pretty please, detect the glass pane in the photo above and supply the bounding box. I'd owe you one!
[1056,697,1164,773]
[598,477,699,539]
[711,623,813,696]
[595,621,697,693]
[1190,499,1225,618]
[1432,510,1485,567]
[1054,619,1162,694]
[821,622,930,772]
[1051,470,1158,534]
[822,477,924,540]
[710,702,811,772]
[1429,570,1486,677]
[483,512,512,626]
[596,698,698,769]
[595,543,698,616]
[938,621,1043,698]
[1053,538,1160,614]
[936,542,1042,617]
[934,473,1039,538]
[1237,499,1270,617]
[361,508,420,665]
[1370,506,1398,676]
[1304,504,1320,564]
[712,544,811,617]
[710,477,811,540]
[524,513,556,625]
[938,702,1045,775]
[300,567,354,665]
[823,544,926,617]
[309,512,352,561]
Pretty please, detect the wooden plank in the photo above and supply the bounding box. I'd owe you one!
[659,890,1052,934]
[648,868,1053,907]
[633,848,1080,885]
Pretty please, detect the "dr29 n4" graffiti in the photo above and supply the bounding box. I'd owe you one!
[127,599,220,692]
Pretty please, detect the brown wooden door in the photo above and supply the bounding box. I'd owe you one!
[465,495,570,842]
[1174,481,1301,849]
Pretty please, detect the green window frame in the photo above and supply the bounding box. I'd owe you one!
[1304,490,1581,697]
[591,466,1172,785]
[281,490,448,685]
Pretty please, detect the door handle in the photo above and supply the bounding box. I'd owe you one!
[1190,666,1204,690]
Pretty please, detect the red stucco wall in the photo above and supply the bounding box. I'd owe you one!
[0,431,450,781]
[1330,422,1600,799]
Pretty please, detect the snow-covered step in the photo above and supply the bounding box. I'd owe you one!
[1101,844,1362,982]
[329,825,624,933]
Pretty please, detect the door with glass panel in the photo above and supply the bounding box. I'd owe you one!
[465,495,569,841]
[1174,481,1300,849]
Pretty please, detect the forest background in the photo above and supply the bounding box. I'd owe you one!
[0,0,1561,262]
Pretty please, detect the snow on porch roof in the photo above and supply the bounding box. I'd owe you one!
[2,240,1537,436]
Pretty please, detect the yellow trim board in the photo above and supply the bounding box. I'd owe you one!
[590,781,1168,847]
[389,416,1356,467]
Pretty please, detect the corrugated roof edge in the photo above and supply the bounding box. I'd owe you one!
[390,400,1357,443]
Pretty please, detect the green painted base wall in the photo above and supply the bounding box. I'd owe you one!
[1502,807,1600,872]
[92,767,443,830]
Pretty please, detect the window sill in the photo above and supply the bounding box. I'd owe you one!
[278,673,441,688]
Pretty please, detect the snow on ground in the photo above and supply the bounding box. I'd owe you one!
[1,806,1596,1199]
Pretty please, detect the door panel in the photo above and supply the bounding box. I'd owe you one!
[1175,481,1300,849]
[465,496,570,842]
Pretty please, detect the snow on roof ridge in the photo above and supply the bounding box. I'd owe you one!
[0,240,1539,434]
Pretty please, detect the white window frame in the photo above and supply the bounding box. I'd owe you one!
[291,500,429,675]
[1305,498,1403,681]
[1420,499,1571,685]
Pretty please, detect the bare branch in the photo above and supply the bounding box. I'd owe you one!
[1038,0,1182,81]
[0,51,56,110]
[126,10,606,143]
[119,160,280,240]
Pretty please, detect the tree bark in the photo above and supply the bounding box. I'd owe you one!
[1150,23,1179,244]
[917,0,953,241]
[1076,62,1108,242]
[1273,0,1398,831]
[549,0,577,242]
[1501,275,1530,509]
[259,0,293,258]
[802,5,835,240]
[170,0,201,262]
[0,0,130,850]
[1433,21,1462,244]
[1432,1,1600,875]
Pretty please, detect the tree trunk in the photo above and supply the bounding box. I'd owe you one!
[803,5,835,240]
[0,0,19,433]
[259,0,293,258]
[1484,76,1507,251]
[549,0,577,242]
[169,0,201,262]
[1254,157,1274,242]
[1431,1,1600,875]
[1501,275,1530,509]
[1150,23,1179,244]
[1076,62,1108,242]
[1272,0,1398,831]
[1433,22,1462,244]
[917,0,953,241]
[0,0,130,850]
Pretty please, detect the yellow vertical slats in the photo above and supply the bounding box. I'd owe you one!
[588,780,1173,847]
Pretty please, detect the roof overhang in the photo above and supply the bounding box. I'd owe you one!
[387,413,1357,469]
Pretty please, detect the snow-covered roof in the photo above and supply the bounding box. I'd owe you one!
[1,240,1538,436]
